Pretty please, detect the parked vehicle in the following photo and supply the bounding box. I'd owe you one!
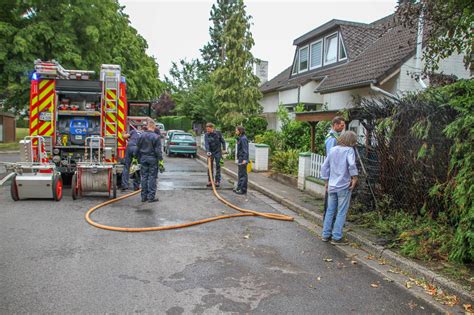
[155,122,165,138]
[165,132,197,157]
[164,129,184,153]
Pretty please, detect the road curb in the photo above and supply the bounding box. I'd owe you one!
[0,151,19,154]
[197,153,473,305]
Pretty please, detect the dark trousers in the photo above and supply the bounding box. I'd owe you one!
[207,155,221,183]
[140,159,158,201]
[237,163,248,192]
[121,146,139,190]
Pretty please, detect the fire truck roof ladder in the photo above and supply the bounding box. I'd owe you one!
[34,59,95,80]
[100,65,121,150]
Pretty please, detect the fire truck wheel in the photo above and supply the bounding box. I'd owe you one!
[10,174,19,201]
[52,174,63,201]
[112,173,117,199]
[71,173,78,200]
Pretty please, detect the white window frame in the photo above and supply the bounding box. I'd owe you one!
[292,51,299,75]
[339,34,347,61]
[309,39,323,70]
[323,32,338,66]
[298,45,309,73]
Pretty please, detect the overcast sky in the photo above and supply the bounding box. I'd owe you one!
[121,0,398,80]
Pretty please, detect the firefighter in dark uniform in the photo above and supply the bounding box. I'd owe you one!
[234,126,249,195]
[121,125,142,191]
[204,122,226,188]
[136,120,163,202]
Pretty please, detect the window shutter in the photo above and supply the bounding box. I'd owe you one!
[310,41,322,68]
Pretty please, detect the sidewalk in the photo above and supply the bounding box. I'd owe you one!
[197,149,473,306]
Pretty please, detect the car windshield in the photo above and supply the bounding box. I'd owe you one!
[172,134,194,141]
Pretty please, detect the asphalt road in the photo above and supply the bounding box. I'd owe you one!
[0,154,438,314]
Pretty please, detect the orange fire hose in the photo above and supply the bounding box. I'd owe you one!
[85,158,294,232]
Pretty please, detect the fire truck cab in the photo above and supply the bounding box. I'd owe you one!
[29,60,128,176]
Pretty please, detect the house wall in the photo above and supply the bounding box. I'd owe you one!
[300,81,324,104]
[279,88,299,105]
[260,92,279,114]
[322,87,372,111]
[437,53,471,79]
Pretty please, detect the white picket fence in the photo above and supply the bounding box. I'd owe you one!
[310,153,325,178]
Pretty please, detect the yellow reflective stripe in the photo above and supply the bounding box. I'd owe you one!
[107,89,117,100]
[39,80,50,89]
[39,122,51,134]
[118,109,125,120]
[39,94,54,112]
[107,101,116,110]
[39,82,54,100]
[44,127,54,136]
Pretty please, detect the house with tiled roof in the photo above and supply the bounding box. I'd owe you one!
[260,14,471,134]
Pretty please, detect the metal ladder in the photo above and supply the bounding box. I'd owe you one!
[100,65,121,155]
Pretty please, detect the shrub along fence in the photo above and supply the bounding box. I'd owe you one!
[349,80,473,264]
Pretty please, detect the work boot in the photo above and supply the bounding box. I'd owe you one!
[206,181,212,187]
[215,181,220,188]
[141,197,147,202]
[235,189,246,195]
[148,197,159,203]
[121,187,129,192]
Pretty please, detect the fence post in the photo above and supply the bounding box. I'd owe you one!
[298,152,312,190]
[253,144,269,171]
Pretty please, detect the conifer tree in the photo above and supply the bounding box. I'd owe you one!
[212,0,262,130]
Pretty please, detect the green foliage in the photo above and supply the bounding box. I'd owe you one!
[159,116,192,131]
[212,0,262,131]
[277,105,311,152]
[243,116,267,140]
[165,59,217,125]
[200,0,235,72]
[254,130,283,155]
[396,0,473,73]
[271,149,299,176]
[224,137,237,160]
[0,0,162,113]
[430,80,473,263]
[353,79,473,264]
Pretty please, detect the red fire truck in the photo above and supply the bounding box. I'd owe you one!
[29,60,128,176]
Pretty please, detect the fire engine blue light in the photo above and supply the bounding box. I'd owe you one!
[121,76,126,83]
[31,72,38,81]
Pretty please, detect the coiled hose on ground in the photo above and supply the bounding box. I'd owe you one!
[85,158,294,232]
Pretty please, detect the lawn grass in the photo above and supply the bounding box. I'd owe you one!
[0,128,29,151]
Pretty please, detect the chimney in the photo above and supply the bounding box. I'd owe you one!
[255,60,268,84]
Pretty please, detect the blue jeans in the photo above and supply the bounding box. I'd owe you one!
[322,188,352,240]
[140,159,158,201]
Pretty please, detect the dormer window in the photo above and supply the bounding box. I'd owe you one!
[299,46,309,72]
[292,31,348,75]
[339,35,347,60]
[310,40,322,69]
[324,33,338,65]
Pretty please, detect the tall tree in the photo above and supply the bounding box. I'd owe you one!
[0,0,162,113]
[200,0,236,72]
[212,0,262,131]
[164,59,218,124]
[397,0,473,73]
[153,92,176,117]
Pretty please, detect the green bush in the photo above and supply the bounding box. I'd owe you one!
[159,116,192,131]
[16,119,29,128]
[225,137,236,160]
[243,116,267,140]
[254,130,283,155]
[271,149,299,175]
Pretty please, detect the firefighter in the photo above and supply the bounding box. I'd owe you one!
[234,126,249,195]
[121,124,143,191]
[204,122,226,188]
[136,119,163,202]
